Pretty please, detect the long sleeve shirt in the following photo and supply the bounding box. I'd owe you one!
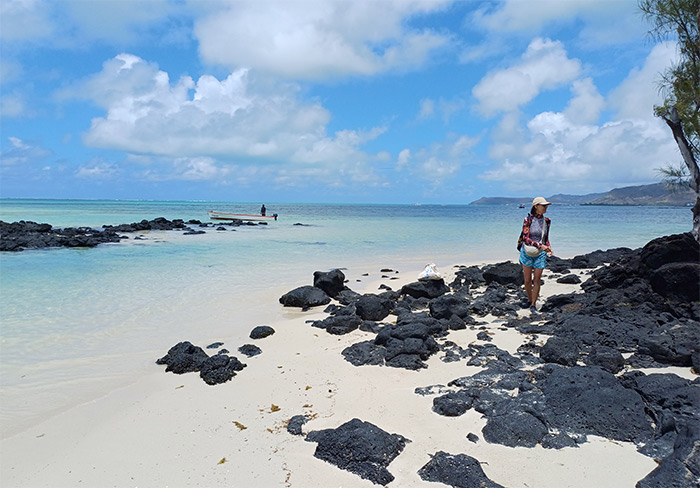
[522,214,551,249]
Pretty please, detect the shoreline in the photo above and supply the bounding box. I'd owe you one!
[2,237,698,487]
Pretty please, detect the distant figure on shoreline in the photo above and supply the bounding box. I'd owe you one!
[518,197,552,313]
[260,204,266,216]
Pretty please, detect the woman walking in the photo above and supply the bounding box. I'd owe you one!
[518,197,552,313]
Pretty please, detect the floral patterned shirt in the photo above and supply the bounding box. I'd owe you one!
[521,214,551,249]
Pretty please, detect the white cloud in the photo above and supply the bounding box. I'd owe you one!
[194,0,452,80]
[563,78,604,125]
[419,99,435,119]
[61,0,177,44]
[472,38,581,116]
[0,0,184,46]
[0,0,55,42]
[0,137,52,166]
[418,97,465,123]
[0,57,23,83]
[473,0,587,33]
[482,107,675,193]
[609,42,677,120]
[397,148,411,170]
[67,54,387,184]
[479,37,681,193]
[76,160,120,180]
[472,0,644,45]
[401,133,479,186]
[0,93,27,118]
[173,157,231,182]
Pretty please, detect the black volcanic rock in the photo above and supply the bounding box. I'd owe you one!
[238,344,262,357]
[429,294,471,320]
[482,261,523,286]
[537,365,653,444]
[342,340,386,366]
[157,341,246,385]
[102,217,188,232]
[639,232,700,272]
[400,280,450,299]
[450,266,485,291]
[418,451,505,488]
[287,415,308,436]
[0,220,124,251]
[429,364,655,450]
[556,273,582,284]
[482,410,548,447]
[355,293,394,321]
[648,262,700,301]
[305,418,409,486]
[585,345,625,374]
[313,315,362,335]
[199,354,246,385]
[279,285,331,308]
[156,341,209,374]
[636,422,700,488]
[313,269,348,298]
[540,336,579,367]
[0,217,236,252]
[249,325,275,339]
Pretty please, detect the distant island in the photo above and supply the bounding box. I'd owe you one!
[470,182,695,206]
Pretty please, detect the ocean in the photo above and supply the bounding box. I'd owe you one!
[0,199,693,438]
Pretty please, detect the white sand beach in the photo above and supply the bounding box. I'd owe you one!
[1,261,695,488]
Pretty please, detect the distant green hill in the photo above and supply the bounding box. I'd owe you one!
[470,183,694,206]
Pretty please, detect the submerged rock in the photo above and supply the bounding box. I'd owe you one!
[0,220,125,251]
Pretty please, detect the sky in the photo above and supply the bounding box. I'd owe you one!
[0,0,682,204]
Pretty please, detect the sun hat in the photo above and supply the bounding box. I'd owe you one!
[532,196,551,206]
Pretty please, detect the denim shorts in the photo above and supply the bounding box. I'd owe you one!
[519,247,547,269]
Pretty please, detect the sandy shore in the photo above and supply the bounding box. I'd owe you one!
[1,260,694,488]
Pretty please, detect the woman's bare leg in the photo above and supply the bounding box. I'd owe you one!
[531,267,544,306]
[522,265,533,304]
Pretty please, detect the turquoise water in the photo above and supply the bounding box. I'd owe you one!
[0,199,693,437]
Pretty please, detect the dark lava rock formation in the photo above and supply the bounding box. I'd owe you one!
[0,220,125,251]
[249,325,275,339]
[279,285,331,309]
[305,418,410,485]
[283,233,699,487]
[0,216,273,251]
[418,451,505,488]
[156,341,246,385]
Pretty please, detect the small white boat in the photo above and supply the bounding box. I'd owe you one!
[208,210,278,222]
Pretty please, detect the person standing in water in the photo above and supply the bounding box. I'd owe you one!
[518,197,552,313]
[260,204,266,216]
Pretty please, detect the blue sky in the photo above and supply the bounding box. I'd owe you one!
[0,0,680,204]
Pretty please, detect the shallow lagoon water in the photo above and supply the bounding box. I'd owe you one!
[0,200,693,437]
